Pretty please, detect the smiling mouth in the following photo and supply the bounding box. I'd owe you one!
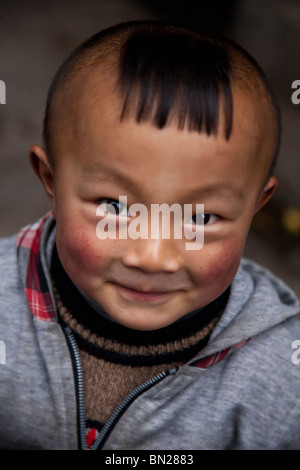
[116,284,176,302]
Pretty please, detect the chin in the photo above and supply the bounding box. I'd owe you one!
[111,312,177,331]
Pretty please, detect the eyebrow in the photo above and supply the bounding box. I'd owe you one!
[185,184,246,202]
[81,164,133,184]
[80,163,142,193]
[81,163,246,202]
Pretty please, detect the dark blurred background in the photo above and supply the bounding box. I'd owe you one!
[0,0,299,296]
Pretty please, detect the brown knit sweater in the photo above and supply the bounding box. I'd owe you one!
[51,246,228,441]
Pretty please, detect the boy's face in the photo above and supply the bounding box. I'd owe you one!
[31,77,277,330]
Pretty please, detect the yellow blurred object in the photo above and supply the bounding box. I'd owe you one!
[281,206,300,236]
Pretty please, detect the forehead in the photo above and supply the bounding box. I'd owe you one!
[56,69,269,192]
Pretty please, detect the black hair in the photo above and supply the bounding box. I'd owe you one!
[43,20,281,176]
[118,28,233,139]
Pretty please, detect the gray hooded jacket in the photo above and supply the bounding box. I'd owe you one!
[0,213,300,450]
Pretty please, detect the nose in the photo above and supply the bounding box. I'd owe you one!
[122,238,182,273]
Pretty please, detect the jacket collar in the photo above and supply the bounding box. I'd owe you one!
[16,211,57,321]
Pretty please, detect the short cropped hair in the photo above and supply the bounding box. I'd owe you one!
[43,20,281,177]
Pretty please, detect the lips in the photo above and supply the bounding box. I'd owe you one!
[116,283,176,301]
[118,282,174,294]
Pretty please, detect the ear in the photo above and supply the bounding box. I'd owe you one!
[29,144,56,217]
[255,176,278,214]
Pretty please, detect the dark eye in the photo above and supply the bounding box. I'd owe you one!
[190,213,218,226]
[97,198,129,217]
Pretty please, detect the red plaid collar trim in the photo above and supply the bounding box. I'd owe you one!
[190,338,251,368]
[16,211,56,321]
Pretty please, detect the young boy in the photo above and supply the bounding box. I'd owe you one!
[0,20,299,450]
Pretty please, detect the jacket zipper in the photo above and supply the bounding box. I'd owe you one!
[63,326,178,451]
[63,326,87,450]
[92,366,178,450]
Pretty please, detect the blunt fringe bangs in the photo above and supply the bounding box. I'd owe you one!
[118,29,233,139]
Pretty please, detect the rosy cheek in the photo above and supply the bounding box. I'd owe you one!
[191,238,243,287]
[56,219,107,275]
[73,232,99,267]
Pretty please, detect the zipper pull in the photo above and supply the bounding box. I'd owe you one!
[167,366,179,375]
